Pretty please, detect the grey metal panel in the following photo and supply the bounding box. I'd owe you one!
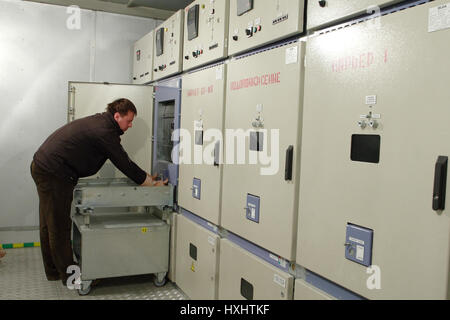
[306,0,406,31]
[221,41,305,261]
[218,238,294,300]
[298,0,450,299]
[133,31,154,84]
[175,213,220,300]
[178,64,227,225]
[74,214,170,280]
[74,182,174,208]
[228,0,304,56]
[152,10,184,81]
[182,0,230,71]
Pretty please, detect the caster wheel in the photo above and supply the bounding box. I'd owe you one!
[154,273,167,287]
[78,286,91,296]
[77,280,92,296]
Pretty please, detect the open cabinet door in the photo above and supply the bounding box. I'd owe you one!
[68,82,154,179]
[153,85,181,186]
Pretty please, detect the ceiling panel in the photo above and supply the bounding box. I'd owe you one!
[23,0,195,19]
[127,0,194,11]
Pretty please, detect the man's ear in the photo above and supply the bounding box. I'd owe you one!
[113,112,120,121]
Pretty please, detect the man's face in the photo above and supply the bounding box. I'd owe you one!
[114,111,135,132]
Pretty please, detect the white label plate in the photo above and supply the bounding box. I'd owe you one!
[273,274,286,288]
[365,95,377,105]
[208,235,216,246]
[216,65,223,80]
[285,46,298,65]
[356,245,365,261]
[429,3,450,32]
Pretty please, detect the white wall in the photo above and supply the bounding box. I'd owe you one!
[0,0,159,243]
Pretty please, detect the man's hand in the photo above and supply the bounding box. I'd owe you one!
[153,178,169,186]
[140,173,157,187]
[140,173,169,187]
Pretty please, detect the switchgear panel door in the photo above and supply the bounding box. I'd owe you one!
[218,239,294,300]
[178,64,227,225]
[153,86,181,186]
[182,0,230,71]
[228,0,304,56]
[297,0,450,299]
[175,214,220,300]
[153,10,184,81]
[68,82,154,179]
[132,31,154,84]
[221,42,305,261]
[307,0,404,31]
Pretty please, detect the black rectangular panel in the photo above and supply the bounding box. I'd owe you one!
[237,0,253,16]
[351,135,380,163]
[189,243,197,261]
[285,146,294,181]
[156,28,164,56]
[433,156,448,211]
[240,278,254,300]
[187,4,199,41]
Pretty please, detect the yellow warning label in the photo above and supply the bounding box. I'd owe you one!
[191,262,195,272]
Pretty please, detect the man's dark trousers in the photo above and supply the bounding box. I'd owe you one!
[30,161,75,285]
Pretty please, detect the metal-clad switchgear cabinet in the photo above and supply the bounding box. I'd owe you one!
[178,64,227,226]
[218,239,294,300]
[182,0,230,71]
[221,41,305,261]
[153,10,184,81]
[228,0,304,56]
[307,0,405,31]
[297,0,450,299]
[132,31,154,84]
[175,213,220,300]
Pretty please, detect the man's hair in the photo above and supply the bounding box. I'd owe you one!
[106,98,137,116]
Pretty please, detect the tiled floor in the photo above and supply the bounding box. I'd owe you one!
[0,247,188,300]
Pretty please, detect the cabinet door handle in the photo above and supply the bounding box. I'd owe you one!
[433,156,448,211]
[214,141,220,167]
[285,146,294,181]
